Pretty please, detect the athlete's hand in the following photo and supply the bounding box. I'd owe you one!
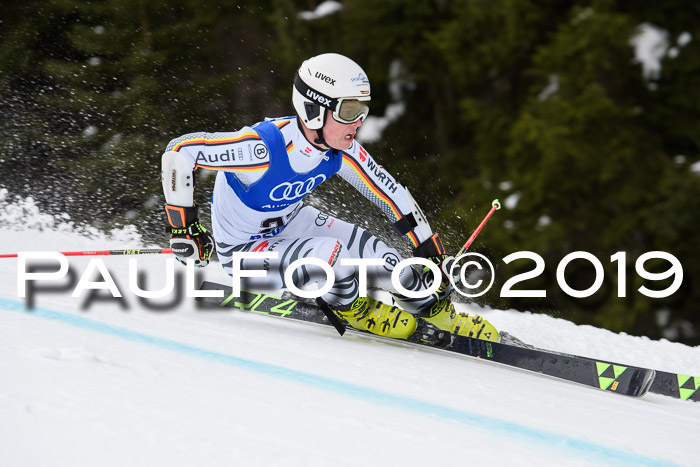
[165,204,214,267]
[413,233,456,298]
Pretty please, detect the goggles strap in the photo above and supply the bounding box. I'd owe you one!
[294,72,338,111]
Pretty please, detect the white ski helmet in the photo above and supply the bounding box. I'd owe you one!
[292,53,371,131]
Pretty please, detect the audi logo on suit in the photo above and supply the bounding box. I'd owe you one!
[269,174,327,201]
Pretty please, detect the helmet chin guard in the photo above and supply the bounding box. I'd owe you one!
[292,53,371,131]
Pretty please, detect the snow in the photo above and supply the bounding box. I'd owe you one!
[538,74,560,101]
[357,103,406,143]
[498,181,514,191]
[1,197,700,466]
[504,192,521,209]
[82,125,98,137]
[630,24,669,80]
[298,1,343,21]
[537,214,552,227]
[677,32,692,47]
[357,60,412,144]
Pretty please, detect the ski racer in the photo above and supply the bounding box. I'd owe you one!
[161,53,499,343]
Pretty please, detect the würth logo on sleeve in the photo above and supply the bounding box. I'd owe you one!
[359,147,367,162]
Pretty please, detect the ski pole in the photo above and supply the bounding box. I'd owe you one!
[455,199,501,257]
[0,248,173,259]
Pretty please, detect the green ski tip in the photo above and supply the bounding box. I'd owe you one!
[492,199,502,210]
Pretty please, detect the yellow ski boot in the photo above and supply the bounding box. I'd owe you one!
[332,296,417,339]
[422,297,500,342]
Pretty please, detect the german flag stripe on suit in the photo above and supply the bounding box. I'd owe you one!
[341,153,419,247]
[172,132,262,152]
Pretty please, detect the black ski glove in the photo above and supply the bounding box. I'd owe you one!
[165,203,214,267]
[413,233,456,299]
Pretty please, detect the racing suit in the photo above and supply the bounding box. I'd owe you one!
[164,116,435,312]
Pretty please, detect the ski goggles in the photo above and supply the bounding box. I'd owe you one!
[332,98,370,124]
[294,72,370,124]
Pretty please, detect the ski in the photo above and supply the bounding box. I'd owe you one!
[196,281,658,399]
[506,346,699,402]
[649,371,700,401]
[486,334,699,402]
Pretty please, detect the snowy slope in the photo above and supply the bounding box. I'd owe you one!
[1,200,699,466]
